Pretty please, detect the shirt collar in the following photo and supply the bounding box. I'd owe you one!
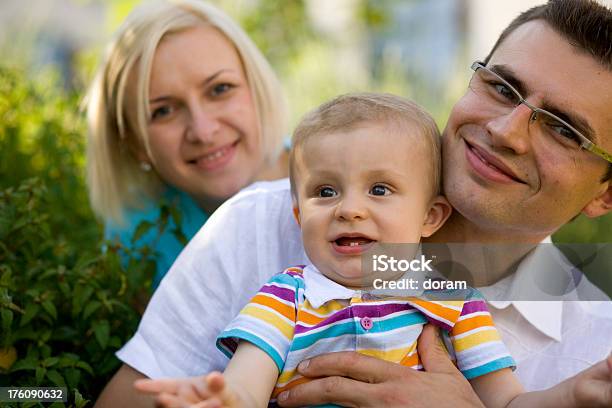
[302,265,362,308]
[483,236,563,342]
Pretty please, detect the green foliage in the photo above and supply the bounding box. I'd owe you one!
[0,65,97,247]
[0,179,156,406]
[0,66,155,406]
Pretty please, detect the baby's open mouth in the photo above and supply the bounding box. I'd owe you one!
[334,237,375,247]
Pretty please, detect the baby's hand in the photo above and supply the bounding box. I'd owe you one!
[134,371,239,408]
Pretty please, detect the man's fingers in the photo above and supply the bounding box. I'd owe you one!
[296,351,405,383]
[417,325,458,375]
[277,375,377,407]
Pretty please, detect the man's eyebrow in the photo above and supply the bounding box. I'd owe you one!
[149,69,232,104]
[489,64,528,96]
[489,64,597,143]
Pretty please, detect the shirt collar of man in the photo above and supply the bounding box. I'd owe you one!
[484,237,565,342]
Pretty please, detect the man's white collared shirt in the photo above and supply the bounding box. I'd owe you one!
[117,178,612,391]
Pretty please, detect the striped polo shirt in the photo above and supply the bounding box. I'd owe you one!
[217,265,515,406]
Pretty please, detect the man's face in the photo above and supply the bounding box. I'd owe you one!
[442,20,612,241]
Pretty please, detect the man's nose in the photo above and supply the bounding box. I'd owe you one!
[185,105,220,143]
[485,103,534,154]
[334,192,368,221]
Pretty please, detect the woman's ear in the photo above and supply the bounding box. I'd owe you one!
[292,205,301,226]
[582,181,612,218]
[421,195,453,238]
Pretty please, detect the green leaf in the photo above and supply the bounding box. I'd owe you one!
[46,369,67,387]
[93,319,110,350]
[0,268,10,286]
[1,308,12,334]
[58,281,70,297]
[43,356,60,367]
[41,299,57,320]
[82,301,101,320]
[20,303,40,326]
[9,357,37,372]
[171,228,188,246]
[131,220,154,244]
[35,366,46,384]
[64,367,81,390]
[74,388,90,408]
[75,360,94,376]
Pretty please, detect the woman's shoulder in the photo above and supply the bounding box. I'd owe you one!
[104,187,208,247]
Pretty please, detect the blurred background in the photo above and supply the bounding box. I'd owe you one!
[0,0,610,403]
[1,0,610,241]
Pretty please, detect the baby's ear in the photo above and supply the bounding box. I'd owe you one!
[421,195,452,237]
[292,205,301,226]
[581,180,612,218]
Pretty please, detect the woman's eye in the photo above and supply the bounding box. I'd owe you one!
[370,184,390,196]
[318,187,337,198]
[150,105,173,121]
[210,83,234,97]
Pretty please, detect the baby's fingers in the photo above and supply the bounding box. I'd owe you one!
[134,378,183,395]
[191,396,223,408]
[155,392,187,408]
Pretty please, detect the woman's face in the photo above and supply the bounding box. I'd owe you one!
[138,25,262,212]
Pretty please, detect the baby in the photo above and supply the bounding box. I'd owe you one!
[134,93,593,407]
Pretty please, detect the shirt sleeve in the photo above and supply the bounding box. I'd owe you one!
[450,289,516,380]
[116,179,308,377]
[217,271,302,372]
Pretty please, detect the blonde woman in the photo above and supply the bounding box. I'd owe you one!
[86,0,288,288]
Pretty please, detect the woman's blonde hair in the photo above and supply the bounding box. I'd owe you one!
[86,0,287,223]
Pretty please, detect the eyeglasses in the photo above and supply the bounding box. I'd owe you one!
[469,61,612,164]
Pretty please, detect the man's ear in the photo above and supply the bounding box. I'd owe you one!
[582,181,612,218]
[421,195,453,238]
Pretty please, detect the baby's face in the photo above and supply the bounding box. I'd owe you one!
[293,122,436,287]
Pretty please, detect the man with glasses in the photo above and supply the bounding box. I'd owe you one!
[96,0,612,406]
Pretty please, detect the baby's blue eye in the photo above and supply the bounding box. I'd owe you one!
[319,187,337,198]
[370,185,390,196]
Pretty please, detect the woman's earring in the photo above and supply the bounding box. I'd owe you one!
[140,161,152,172]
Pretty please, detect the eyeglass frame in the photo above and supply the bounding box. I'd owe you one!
[470,61,612,164]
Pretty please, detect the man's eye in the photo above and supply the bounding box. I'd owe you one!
[544,117,581,147]
[151,105,173,121]
[318,187,337,198]
[210,83,234,97]
[493,83,519,104]
[370,184,390,196]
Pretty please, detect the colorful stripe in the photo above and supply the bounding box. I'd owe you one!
[217,266,515,405]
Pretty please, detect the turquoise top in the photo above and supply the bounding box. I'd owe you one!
[105,188,209,288]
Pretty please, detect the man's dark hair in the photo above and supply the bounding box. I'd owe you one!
[484,0,612,181]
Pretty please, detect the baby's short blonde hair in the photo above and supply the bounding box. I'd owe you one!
[86,0,287,223]
[289,92,441,200]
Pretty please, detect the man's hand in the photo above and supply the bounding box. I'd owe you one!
[277,325,485,408]
[568,353,612,407]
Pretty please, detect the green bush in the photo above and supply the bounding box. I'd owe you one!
[0,179,156,407]
[0,66,156,406]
